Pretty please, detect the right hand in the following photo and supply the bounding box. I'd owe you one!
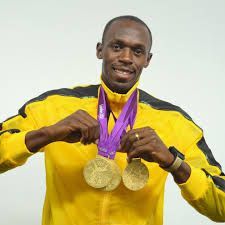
[46,110,100,145]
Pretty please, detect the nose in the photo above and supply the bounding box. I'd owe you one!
[119,47,133,64]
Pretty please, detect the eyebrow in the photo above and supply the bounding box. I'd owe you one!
[109,39,147,50]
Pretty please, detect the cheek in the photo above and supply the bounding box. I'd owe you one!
[102,60,112,77]
[102,56,117,74]
[135,67,143,78]
[135,58,147,70]
[102,61,108,74]
[103,49,118,62]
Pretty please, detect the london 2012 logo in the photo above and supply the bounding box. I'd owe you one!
[99,104,104,119]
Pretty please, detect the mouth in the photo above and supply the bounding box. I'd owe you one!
[112,66,135,82]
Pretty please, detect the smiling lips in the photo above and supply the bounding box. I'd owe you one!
[112,66,135,81]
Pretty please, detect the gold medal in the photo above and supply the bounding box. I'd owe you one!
[122,158,149,191]
[83,155,113,188]
[103,160,121,191]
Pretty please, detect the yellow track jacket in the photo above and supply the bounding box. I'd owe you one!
[0,81,225,225]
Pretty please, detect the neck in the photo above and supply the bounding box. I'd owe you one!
[100,78,139,116]
[102,79,130,94]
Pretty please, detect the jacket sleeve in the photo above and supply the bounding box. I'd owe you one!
[175,115,225,222]
[0,104,38,173]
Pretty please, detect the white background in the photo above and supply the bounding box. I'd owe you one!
[0,0,225,224]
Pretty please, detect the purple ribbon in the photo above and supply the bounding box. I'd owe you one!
[97,86,137,159]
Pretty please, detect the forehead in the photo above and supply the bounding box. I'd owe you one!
[104,20,150,49]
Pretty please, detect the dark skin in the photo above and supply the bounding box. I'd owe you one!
[25,19,191,184]
[96,20,152,94]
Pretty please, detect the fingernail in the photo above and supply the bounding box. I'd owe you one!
[126,157,131,163]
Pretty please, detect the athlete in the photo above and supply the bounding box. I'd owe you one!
[1,15,225,225]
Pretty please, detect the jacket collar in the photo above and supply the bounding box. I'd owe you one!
[100,77,139,115]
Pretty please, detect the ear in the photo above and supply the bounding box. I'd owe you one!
[144,52,153,68]
[96,42,103,59]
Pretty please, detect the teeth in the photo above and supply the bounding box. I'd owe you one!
[115,69,131,74]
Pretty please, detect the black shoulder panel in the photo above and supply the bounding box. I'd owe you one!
[212,176,225,192]
[2,114,19,124]
[0,129,21,136]
[18,85,100,118]
[139,89,224,171]
[202,169,225,192]
[197,137,223,171]
[139,89,192,121]
[72,84,99,98]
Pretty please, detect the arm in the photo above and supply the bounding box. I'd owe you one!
[0,105,37,173]
[119,126,225,221]
[177,135,225,222]
[25,109,100,153]
[1,105,99,173]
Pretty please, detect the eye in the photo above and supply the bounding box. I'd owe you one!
[134,48,144,56]
[112,43,122,51]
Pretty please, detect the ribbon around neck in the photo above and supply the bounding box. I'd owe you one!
[97,86,137,159]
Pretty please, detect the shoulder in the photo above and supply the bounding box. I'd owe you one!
[139,88,192,121]
[138,88,202,132]
[19,84,100,117]
[138,89,204,151]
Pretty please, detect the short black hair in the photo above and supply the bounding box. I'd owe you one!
[102,15,152,49]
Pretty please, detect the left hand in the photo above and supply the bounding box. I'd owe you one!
[118,126,174,167]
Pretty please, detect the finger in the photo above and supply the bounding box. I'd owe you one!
[120,129,140,151]
[83,120,97,144]
[77,110,98,128]
[120,132,129,150]
[79,123,89,145]
[120,127,153,147]
[121,128,139,140]
[130,137,150,150]
[93,124,100,143]
[123,128,151,152]
[120,132,136,152]
[120,128,138,146]
[68,120,87,144]
[127,145,149,161]
[65,131,82,143]
[81,112,99,143]
[76,112,99,144]
[82,113,99,143]
[127,152,154,163]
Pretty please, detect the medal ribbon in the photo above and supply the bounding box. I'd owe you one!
[97,86,137,159]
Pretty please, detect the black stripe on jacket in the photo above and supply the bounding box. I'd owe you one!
[202,169,225,192]
[138,89,224,181]
[19,85,100,118]
[1,85,224,181]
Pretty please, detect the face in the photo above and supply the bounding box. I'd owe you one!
[96,20,152,94]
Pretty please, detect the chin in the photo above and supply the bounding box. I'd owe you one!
[102,73,136,94]
[110,81,133,94]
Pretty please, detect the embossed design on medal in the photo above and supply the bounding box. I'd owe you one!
[122,158,149,191]
[83,155,113,188]
[103,159,121,191]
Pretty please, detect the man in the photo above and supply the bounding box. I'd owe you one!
[0,15,225,225]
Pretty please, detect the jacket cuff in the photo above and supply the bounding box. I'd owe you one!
[6,131,34,164]
[178,165,208,201]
